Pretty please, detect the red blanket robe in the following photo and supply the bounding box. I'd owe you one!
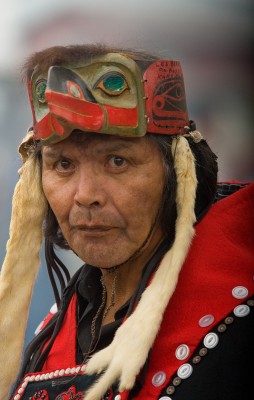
[12,184,254,400]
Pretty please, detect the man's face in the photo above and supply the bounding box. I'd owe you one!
[42,133,165,268]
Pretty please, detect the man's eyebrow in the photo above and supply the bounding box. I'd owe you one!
[42,147,63,158]
[95,141,134,154]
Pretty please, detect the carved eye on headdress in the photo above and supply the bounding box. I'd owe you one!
[95,72,129,96]
[35,79,47,103]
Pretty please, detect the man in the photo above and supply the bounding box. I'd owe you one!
[0,45,253,400]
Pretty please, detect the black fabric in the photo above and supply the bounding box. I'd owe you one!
[75,266,129,363]
[158,298,254,400]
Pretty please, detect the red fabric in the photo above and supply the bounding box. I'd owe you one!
[41,294,77,371]
[40,184,254,398]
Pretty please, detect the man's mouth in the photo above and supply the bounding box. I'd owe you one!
[72,225,114,236]
[78,225,112,231]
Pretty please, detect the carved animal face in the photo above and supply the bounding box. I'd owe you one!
[28,52,188,144]
[29,53,146,144]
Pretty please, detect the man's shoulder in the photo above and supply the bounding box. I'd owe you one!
[211,181,254,221]
[215,181,251,202]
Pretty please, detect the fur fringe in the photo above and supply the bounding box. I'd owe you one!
[0,154,46,399]
[84,136,197,400]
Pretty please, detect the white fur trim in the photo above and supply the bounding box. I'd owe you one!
[84,136,197,400]
[0,155,46,399]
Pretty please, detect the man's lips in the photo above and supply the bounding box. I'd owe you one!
[76,225,112,231]
[71,224,115,236]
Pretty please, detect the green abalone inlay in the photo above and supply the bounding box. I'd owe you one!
[103,73,125,93]
[35,80,47,103]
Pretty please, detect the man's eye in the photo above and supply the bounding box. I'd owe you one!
[55,159,73,171]
[108,156,127,168]
[95,72,129,96]
[35,79,47,103]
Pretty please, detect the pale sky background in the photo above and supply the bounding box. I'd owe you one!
[0,0,253,73]
[0,0,253,344]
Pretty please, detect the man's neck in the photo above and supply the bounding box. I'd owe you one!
[100,228,165,325]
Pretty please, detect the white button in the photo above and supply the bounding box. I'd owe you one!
[29,375,35,382]
[232,286,248,299]
[175,344,190,360]
[81,364,86,372]
[35,375,40,381]
[159,397,172,400]
[204,332,219,349]
[54,370,60,377]
[177,363,193,379]
[76,366,81,373]
[152,371,167,387]
[198,314,215,327]
[59,369,65,376]
[65,368,71,374]
[114,395,121,400]
[49,372,54,379]
[18,388,24,394]
[50,303,58,314]
[234,304,250,317]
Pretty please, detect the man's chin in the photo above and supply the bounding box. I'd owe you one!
[75,248,133,269]
[78,248,144,270]
[70,236,145,269]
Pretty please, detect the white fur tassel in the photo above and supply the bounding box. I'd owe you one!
[0,153,46,399]
[84,136,197,400]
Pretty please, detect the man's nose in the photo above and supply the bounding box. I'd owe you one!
[73,169,107,208]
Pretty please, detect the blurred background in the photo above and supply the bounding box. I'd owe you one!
[0,0,253,347]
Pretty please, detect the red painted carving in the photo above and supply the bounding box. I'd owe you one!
[144,60,189,135]
[55,386,83,400]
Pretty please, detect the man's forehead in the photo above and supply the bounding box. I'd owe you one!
[42,132,147,153]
